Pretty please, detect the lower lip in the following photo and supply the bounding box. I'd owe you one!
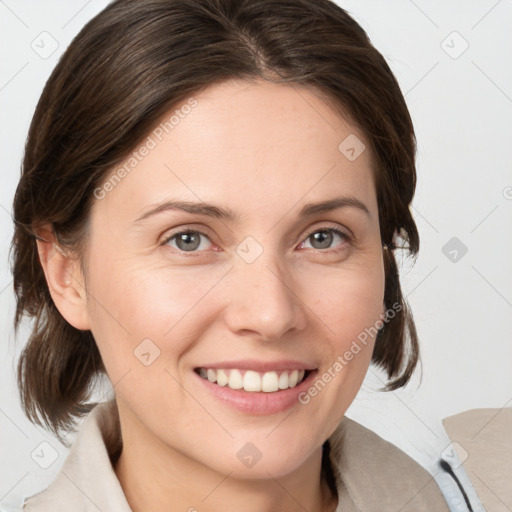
[193,369,318,415]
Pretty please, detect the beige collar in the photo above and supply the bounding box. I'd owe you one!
[24,400,448,511]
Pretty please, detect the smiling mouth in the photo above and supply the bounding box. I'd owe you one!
[194,367,313,393]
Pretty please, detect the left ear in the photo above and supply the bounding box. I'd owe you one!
[35,224,91,330]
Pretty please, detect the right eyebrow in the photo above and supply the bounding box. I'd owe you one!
[134,200,240,224]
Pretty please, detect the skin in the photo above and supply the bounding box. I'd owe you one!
[37,78,386,512]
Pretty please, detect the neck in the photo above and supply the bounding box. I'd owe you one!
[113,405,338,512]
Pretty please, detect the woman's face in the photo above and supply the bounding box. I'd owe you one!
[82,78,385,479]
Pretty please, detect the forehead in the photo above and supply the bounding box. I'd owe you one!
[91,78,377,226]
[168,77,368,164]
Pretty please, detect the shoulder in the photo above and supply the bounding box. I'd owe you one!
[23,400,130,512]
[328,416,450,511]
[443,407,512,510]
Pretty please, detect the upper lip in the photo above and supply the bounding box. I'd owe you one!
[195,359,317,372]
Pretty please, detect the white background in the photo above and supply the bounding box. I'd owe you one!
[1,1,511,510]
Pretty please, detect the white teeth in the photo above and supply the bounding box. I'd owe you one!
[278,371,289,390]
[197,368,308,392]
[216,369,229,386]
[261,371,279,392]
[228,369,243,389]
[244,370,261,392]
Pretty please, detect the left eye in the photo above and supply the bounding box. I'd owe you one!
[162,227,350,253]
[300,227,350,251]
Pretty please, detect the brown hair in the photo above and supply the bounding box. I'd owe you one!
[11,0,420,442]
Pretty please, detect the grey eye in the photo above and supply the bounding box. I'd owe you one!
[164,230,211,252]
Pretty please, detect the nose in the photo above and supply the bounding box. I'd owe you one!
[222,247,308,342]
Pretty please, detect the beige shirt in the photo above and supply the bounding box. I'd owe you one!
[443,408,512,512]
[23,400,449,511]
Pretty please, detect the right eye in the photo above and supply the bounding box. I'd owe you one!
[161,229,215,253]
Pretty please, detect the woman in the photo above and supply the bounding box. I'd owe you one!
[12,0,457,510]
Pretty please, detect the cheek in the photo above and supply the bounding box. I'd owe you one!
[84,257,227,375]
[304,259,384,391]
[291,262,384,439]
[307,261,384,343]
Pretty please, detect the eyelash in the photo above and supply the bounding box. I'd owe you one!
[160,226,352,255]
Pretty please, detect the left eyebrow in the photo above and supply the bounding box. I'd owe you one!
[298,195,371,220]
[133,194,372,224]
